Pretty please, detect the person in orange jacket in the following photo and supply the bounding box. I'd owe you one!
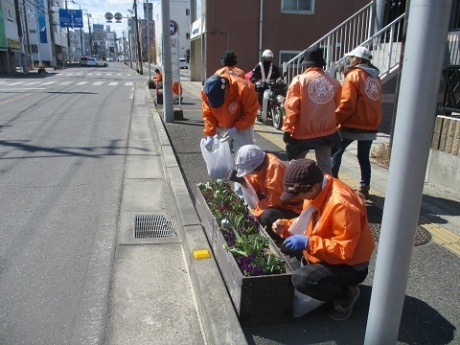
[153,68,163,94]
[273,158,375,321]
[331,46,382,199]
[215,51,246,79]
[201,74,259,153]
[282,46,342,174]
[228,145,303,232]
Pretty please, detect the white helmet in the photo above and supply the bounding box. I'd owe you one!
[235,145,266,177]
[262,49,273,59]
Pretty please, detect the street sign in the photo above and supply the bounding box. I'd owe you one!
[59,9,83,28]
[105,12,113,23]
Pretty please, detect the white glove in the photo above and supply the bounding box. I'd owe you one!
[204,136,214,151]
[220,127,238,142]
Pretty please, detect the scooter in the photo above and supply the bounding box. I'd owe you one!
[256,80,287,130]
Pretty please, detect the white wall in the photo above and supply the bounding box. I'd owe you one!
[153,1,190,65]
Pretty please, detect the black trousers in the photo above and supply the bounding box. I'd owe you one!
[292,262,368,302]
[260,208,300,231]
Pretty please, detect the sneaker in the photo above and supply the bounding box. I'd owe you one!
[356,185,370,199]
[328,285,361,321]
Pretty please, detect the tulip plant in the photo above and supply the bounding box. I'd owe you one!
[198,180,286,276]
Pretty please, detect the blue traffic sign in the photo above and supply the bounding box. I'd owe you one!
[59,9,83,28]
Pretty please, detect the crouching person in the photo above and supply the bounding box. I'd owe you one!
[228,145,303,233]
[273,158,375,321]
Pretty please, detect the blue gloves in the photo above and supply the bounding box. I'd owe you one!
[204,136,214,151]
[283,235,309,251]
[220,127,238,142]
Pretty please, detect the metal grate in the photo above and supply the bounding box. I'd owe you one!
[134,214,178,239]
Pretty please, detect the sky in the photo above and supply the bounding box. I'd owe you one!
[68,0,152,38]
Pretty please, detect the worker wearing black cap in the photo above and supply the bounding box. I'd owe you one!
[215,50,246,79]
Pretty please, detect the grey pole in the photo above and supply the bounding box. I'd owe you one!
[146,0,151,80]
[364,1,452,344]
[161,0,174,122]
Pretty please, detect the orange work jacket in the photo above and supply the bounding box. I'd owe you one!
[245,153,304,218]
[215,66,246,79]
[280,176,375,266]
[201,74,259,137]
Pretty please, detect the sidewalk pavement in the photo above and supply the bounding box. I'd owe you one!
[111,75,459,344]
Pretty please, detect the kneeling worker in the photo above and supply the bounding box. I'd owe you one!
[274,158,375,321]
[228,145,303,232]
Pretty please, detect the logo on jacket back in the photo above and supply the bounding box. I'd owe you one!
[308,76,335,104]
[365,77,381,101]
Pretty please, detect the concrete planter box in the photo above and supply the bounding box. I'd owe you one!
[194,186,295,325]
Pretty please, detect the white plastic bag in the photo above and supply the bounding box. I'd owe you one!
[292,289,325,318]
[200,137,234,180]
[241,177,259,210]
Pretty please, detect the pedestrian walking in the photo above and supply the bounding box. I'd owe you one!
[282,46,342,173]
[273,158,375,321]
[331,46,382,199]
[215,51,246,79]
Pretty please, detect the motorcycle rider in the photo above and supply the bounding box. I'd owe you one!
[250,49,282,116]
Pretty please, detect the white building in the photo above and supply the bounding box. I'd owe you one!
[153,0,191,65]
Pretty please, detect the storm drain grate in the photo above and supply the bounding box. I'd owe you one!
[134,214,178,239]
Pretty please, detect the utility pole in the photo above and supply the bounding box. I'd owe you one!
[65,0,71,64]
[21,0,32,70]
[47,0,57,67]
[146,0,151,80]
[133,0,143,74]
[87,13,92,55]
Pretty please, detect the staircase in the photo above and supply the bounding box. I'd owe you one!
[282,2,405,86]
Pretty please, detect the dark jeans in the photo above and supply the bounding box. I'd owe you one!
[260,208,300,233]
[331,139,373,187]
[292,262,368,302]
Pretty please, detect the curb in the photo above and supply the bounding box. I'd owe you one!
[148,88,248,345]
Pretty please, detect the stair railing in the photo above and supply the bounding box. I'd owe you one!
[282,2,374,85]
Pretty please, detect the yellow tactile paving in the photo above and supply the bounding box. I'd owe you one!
[255,126,460,257]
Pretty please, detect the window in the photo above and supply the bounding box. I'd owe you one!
[280,51,302,64]
[31,45,38,53]
[186,9,190,16]
[282,0,314,14]
[186,33,190,39]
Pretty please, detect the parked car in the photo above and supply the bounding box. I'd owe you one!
[179,58,188,69]
[86,58,108,67]
[80,56,89,66]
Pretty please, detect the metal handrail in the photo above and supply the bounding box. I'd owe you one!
[282,2,406,86]
[283,2,374,85]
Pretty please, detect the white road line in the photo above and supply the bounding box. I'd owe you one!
[108,82,118,86]
[42,81,57,85]
[8,82,25,85]
[58,81,73,85]
[125,82,133,86]
[76,81,89,85]
[23,82,40,85]
[92,81,103,86]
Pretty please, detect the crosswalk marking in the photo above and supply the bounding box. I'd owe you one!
[0,80,135,87]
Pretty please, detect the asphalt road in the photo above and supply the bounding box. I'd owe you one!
[0,64,144,344]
